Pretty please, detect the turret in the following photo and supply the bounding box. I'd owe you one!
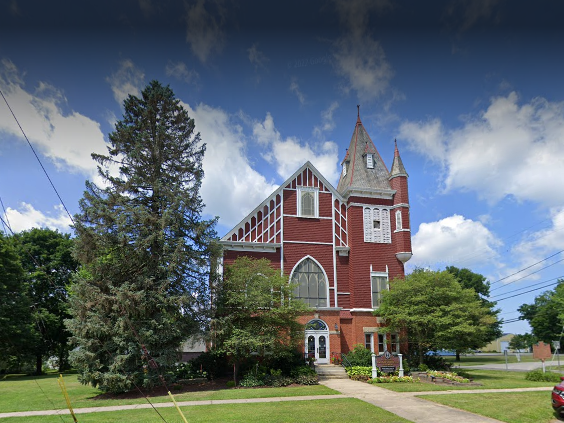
[389,140,412,264]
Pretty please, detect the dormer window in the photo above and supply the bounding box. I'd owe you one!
[367,154,374,169]
[342,162,347,177]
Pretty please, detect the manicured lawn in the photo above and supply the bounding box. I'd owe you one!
[0,398,411,423]
[0,373,338,413]
[377,369,557,392]
[418,391,558,423]
[445,354,536,367]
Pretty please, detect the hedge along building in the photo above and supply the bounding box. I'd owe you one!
[219,110,412,364]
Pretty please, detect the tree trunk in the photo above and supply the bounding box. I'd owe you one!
[418,346,424,365]
[35,354,42,375]
[455,351,461,362]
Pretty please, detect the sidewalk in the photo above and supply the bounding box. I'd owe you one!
[320,378,507,423]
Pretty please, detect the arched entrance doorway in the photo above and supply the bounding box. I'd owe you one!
[305,319,329,364]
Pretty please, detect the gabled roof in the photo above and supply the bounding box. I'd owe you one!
[337,113,393,197]
[220,161,345,244]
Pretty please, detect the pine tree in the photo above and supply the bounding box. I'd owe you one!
[66,81,217,393]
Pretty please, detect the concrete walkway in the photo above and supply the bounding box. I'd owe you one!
[321,378,507,423]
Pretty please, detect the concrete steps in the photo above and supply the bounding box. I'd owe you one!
[315,364,349,380]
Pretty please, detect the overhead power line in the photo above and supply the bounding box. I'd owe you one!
[0,88,75,226]
[494,276,564,302]
[489,250,564,288]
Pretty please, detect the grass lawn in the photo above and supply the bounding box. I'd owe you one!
[418,391,558,423]
[445,354,536,367]
[0,373,338,413]
[377,369,557,392]
[0,398,411,423]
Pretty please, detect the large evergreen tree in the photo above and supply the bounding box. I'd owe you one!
[67,81,217,393]
[12,228,78,374]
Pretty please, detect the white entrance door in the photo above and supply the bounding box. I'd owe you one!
[305,331,330,364]
[305,319,330,364]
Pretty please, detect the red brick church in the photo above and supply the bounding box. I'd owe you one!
[220,110,412,363]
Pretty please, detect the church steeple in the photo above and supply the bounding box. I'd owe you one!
[337,108,392,197]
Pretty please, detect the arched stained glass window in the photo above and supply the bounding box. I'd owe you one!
[305,319,328,331]
[292,258,328,307]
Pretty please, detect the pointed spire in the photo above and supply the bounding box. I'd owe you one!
[356,104,361,124]
[390,139,408,178]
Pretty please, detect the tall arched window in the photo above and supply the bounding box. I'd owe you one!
[291,258,327,307]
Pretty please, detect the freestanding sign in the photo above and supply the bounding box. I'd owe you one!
[376,351,400,373]
[533,341,552,373]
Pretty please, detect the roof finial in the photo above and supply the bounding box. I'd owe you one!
[357,104,360,118]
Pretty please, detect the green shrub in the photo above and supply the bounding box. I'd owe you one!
[190,349,229,380]
[525,369,562,382]
[294,374,318,385]
[174,362,207,380]
[346,366,372,377]
[418,364,429,372]
[226,380,236,388]
[344,344,372,367]
[291,365,316,377]
[239,373,264,387]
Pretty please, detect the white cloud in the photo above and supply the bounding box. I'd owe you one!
[399,92,564,207]
[313,101,339,138]
[409,214,502,270]
[165,61,200,85]
[289,78,306,105]
[179,101,277,228]
[5,203,72,233]
[510,207,564,273]
[332,0,394,102]
[106,59,144,106]
[0,59,107,177]
[185,0,224,64]
[252,113,340,183]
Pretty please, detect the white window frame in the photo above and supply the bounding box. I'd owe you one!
[342,163,347,177]
[371,272,388,308]
[363,207,391,243]
[366,154,374,169]
[377,333,387,354]
[364,333,374,352]
[395,209,402,230]
[297,187,319,218]
[390,333,400,354]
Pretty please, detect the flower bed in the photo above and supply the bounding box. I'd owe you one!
[369,375,416,384]
[426,370,471,383]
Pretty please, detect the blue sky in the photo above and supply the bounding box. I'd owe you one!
[2,0,564,336]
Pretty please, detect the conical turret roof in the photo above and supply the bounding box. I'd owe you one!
[390,139,408,178]
[337,111,392,196]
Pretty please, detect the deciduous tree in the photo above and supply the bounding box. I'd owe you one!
[377,268,497,365]
[213,257,307,383]
[12,228,78,374]
[446,266,502,361]
[518,280,564,343]
[67,81,217,393]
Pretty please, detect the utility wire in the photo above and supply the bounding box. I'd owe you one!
[494,277,564,302]
[0,88,74,225]
[490,257,564,293]
[489,250,564,288]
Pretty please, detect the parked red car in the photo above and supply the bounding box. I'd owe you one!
[552,377,564,413]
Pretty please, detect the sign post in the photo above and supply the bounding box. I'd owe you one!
[371,353,378,378]
[375,351,400,375]
[553,341,561,368]
[398,354,404,377]
[533,341,552,373]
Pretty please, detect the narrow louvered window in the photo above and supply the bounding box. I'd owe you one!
[396,209,402,230]
[367,154,374,169]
